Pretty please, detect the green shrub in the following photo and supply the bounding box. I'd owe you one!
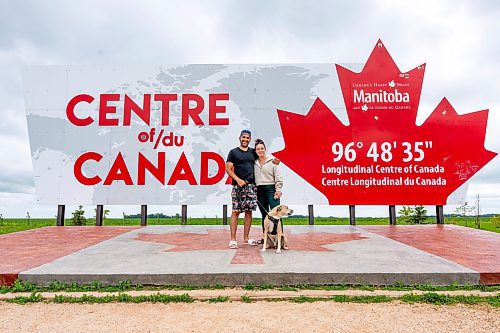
[71,205,87,226]
[491,215,500,228]
[410,206,428,224]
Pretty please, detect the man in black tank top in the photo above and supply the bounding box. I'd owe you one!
[225,129,258,248]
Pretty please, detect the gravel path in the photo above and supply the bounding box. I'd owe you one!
[0,302,498,333]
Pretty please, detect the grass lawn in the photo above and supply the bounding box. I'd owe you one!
[1,216,498,235]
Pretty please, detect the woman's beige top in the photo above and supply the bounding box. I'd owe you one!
[254,156,283,191]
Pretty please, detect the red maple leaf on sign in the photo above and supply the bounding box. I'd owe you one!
[273,40,497,205]
[134,229,367,265]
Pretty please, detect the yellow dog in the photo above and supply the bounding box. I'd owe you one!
[261,204,293,254]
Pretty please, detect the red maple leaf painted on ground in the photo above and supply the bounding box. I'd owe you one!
[134,229,367,264]
[273,40,497,205]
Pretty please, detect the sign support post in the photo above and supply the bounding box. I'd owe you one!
[349,205,356,225]
[222,205,228,225]
[181,205,187,225]
[96,205,103,226]
[308,205,314,225]
[56,204,65,226]
[141,205,147,226]
[389,205,396,225]
[436,205,444,224]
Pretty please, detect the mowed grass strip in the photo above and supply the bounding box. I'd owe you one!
[6,293,194,304]
[2,280,499,294]
[1,216,498,235]
[4,292,498,307]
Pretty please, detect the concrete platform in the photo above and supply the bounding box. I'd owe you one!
[1,225,498,286]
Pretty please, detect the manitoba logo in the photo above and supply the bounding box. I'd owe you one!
[353,88,410,104]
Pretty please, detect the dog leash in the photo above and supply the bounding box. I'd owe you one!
[236,182,283,228]
[255,195,284,235]
[256,198,270,214]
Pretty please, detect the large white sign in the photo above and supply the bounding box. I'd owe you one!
[25,43,481,207]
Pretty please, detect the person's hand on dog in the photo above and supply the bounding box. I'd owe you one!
[274,191,282,200]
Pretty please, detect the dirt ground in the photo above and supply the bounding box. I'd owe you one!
[0,301,498,333]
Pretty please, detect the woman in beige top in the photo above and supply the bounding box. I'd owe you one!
[254,139,283,244]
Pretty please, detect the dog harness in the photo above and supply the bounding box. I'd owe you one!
[267,215,281,235]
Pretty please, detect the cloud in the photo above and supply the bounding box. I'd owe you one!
[0,0,499,216]
[0,134,34,192]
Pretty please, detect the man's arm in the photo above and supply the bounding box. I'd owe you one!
[226,161,246,186]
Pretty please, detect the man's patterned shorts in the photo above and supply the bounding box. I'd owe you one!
[231,184,257,212]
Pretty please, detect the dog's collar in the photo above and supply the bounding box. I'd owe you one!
[267,215,280,223]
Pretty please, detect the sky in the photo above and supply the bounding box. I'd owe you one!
[0,0,499,218]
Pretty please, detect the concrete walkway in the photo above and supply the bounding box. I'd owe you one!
[1,225,498,286]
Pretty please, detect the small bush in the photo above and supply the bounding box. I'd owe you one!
[71,205,87,226]
[6,293,43,304]
[208,296,230,303]
[241,295,252,303]
[491,215,500,228]
[410,206,428,224]
[398,206,414,224]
